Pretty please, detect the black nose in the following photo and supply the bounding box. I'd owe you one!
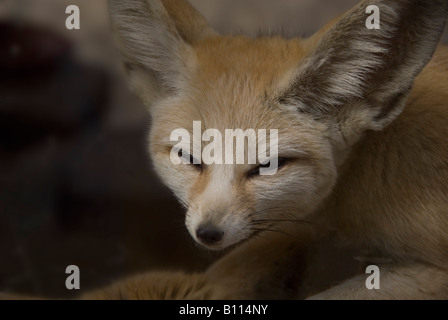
[196,225,224,245]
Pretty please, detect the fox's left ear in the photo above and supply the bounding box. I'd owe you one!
[280,0,448,136]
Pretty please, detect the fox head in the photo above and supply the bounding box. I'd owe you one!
[109,0,448,250]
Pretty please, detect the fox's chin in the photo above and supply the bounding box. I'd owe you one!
[197,242,228,251]
[193,231,254,251]
[194,238,241,251]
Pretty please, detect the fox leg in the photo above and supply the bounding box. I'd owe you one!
[205,230,310,299]
[205,225,361,300]
[307,263,448,300]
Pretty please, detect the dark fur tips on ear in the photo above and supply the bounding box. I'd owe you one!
[108,0,213,94]
[280,0,448,129]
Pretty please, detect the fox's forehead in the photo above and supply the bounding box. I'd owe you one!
[154,36,308,132]
[193,36,307,112]
[193,35,307,86]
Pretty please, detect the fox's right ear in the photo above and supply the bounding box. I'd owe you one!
[280,0,448,142]
[108,0,214,102]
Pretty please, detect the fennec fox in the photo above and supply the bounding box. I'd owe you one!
[107,0,448,299]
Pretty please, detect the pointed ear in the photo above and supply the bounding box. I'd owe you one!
[280,0,448,135]
[108,0,214,101]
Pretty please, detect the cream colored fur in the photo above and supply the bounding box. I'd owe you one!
[104,0,448,300]
[4,0,442,300]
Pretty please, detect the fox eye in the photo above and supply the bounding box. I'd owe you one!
[178,149,202,171]
[247,157,289,178]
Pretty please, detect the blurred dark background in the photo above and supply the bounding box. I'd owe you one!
[0,0,447,298]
